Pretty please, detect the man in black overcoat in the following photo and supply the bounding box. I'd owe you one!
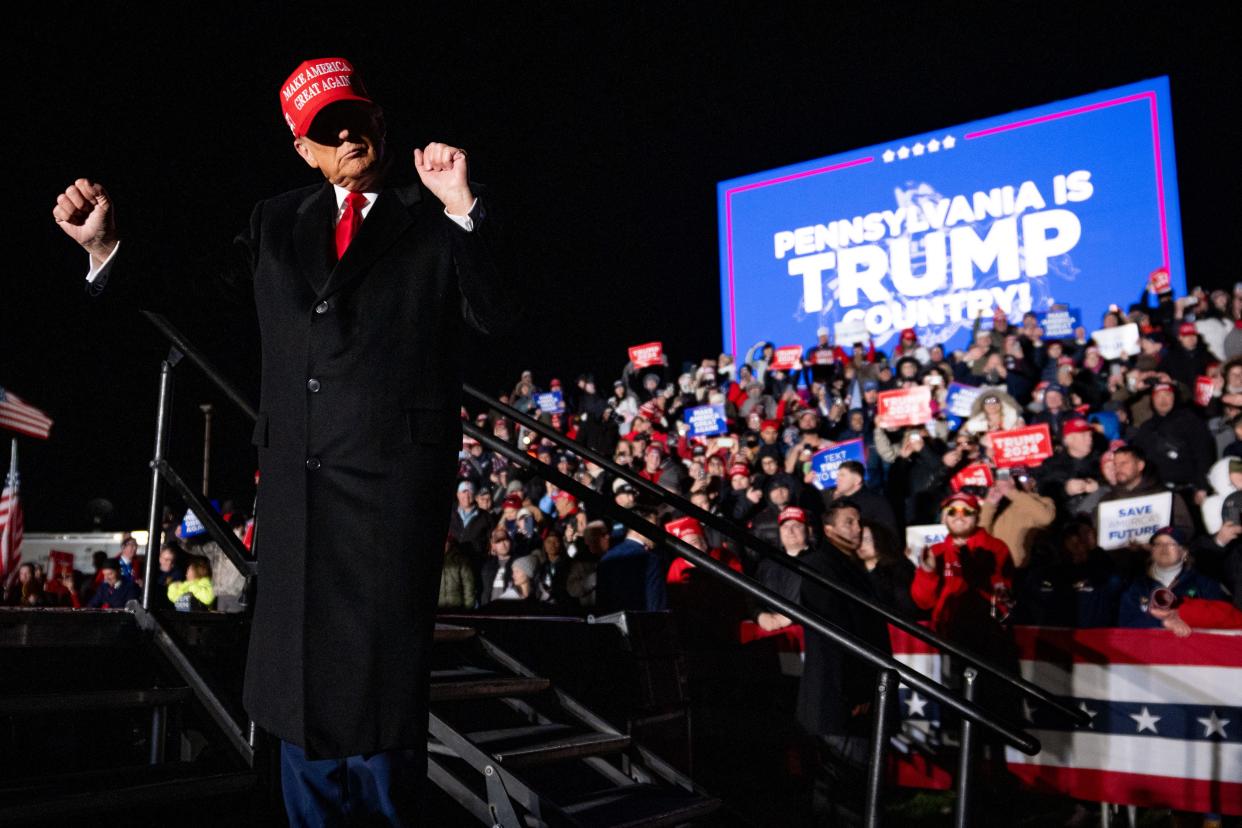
[53,57,513,825]
[798,499,893,827]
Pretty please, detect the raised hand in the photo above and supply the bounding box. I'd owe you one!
[413,142,473,216]
[52,179,118,266]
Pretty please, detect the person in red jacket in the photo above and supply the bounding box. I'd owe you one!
[663,516,743,584]
[911,493,1016,655]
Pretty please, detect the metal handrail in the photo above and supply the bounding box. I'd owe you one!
[141,311,257,423]
[463,382,1086,728]
[462,421,1041,756]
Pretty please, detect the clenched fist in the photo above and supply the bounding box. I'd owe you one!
[413,142,473,216]
[52,179,118,267]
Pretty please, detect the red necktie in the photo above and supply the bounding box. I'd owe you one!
[334,191,369,259]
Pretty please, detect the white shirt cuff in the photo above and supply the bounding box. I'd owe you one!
[444,198,478,232]
[85,241,121,286]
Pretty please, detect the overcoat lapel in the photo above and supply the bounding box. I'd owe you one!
[320,180,422,300]
[292,183,336,295]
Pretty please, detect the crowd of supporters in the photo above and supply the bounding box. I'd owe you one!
[2,533,221,612]
[447,279,1242,641]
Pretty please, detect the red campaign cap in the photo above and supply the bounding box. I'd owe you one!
[279,58,373,136]
[646,441,666,455]
[940,492,980,512]
[639,401,662,422]
[728,463,751,478]
[664,516,704,540]
[501,494,523,510]
[550,378,562,388]
[761,419,780,432]
[1057,356,1075,366]
[778,506,807,525]
[1179,322,1198,337]
[1062,416,1093,436]
[551,489,576,503]
[901,328,917,340]
[1152,382,1176,395]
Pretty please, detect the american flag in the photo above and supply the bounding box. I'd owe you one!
[0,439,22,588]
[0,387,53,440]
[888,625,1242,815]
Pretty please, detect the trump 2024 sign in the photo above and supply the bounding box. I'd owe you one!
[718,77,1184,356]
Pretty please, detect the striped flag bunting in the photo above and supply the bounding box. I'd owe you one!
[0,387,53,440]
[890,625,1242,815]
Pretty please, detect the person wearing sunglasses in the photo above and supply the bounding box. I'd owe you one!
[911,493,1016,651]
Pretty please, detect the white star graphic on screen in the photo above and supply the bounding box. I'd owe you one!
[1078,701,1098,729]
[1021,699,1036,723]
[927,138,941,152]
[1197,710,1230,739]
[882,149,895,163]
[942,135,957,149]
[1130,706,1161,734]
[896,146,910,160]
[905,692,928,718]
[912,142,925,156]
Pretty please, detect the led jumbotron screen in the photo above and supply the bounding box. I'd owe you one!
[717,77,1184,358]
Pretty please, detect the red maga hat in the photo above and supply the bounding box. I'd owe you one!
[1151,382,1176,395]
[279,58,373,137]
[1178,322,1198,337]
[761,419,780,432]
[778,506,808,525]
[664,517,704,540]
[728,463,751,479]
[501,494,523,510]
[940,492,980,512]
[1062,416,1093,436]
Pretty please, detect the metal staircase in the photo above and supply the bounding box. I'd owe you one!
[0,607,263,825]
[426,622,720,828]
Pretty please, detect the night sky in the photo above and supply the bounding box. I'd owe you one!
[5,4,1238,530]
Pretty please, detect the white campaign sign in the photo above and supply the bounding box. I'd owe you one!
[1090,323,1140,361]
[1096,492,1173,550]
[904,523,948,565]
[834,317,870,346]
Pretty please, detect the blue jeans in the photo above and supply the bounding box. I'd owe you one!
[280,740,423,827]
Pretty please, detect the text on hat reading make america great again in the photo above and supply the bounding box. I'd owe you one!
[282,60,352,103]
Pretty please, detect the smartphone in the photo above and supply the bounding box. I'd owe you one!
[716,437,734,449]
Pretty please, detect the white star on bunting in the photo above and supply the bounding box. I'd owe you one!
[1197,710,1230,739]
[942,135,956,149]
[896,146,910,160]
[912,142,925,156]
[1130,706,1161,734]
[882,149,895,163]
[927,138,940,152]
[905,692,928,718]
[1078,701,1098,729]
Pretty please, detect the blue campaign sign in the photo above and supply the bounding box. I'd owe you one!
[1038,307,1080,339]
[534,391,565,414]
[684,404,728,437]
[945,383,981,418]
[719,78,1184,357]
[810,439,866,491]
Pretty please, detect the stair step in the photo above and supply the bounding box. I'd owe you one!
[433,623,477,643]
[429,675,551,702]
[560,784,721,828]
[0,687,192,715]
[0,764,257,821]
[494,731,632,768]
[466,722,575,744]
